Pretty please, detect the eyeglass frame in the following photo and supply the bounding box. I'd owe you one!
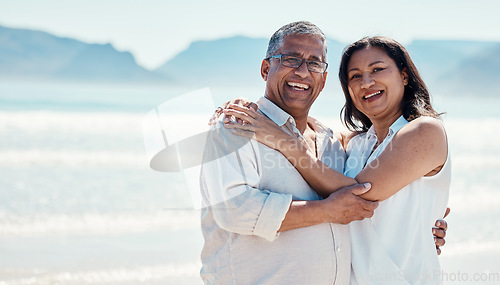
[266,54,328,74]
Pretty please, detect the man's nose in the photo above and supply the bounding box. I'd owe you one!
[294,60,310,77]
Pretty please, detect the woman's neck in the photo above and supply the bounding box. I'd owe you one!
[370,111,403,144]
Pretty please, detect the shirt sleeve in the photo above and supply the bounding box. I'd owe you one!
[200,123,293,242]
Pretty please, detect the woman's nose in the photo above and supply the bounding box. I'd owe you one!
[360,73,375,89]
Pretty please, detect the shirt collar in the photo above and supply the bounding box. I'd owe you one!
[390,115,409,135]
[257,97,294,127]
[366,115,409,139]
[256,96,333,134]
[307,116,335,137]
[256,96,335,155]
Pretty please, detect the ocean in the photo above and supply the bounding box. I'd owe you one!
[1,80,499,284]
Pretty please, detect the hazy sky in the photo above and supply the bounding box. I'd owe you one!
[1,0,499,69]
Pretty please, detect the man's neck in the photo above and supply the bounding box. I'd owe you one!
[286,109,316,155]
[293,115,309,134]
[263,95,310,134]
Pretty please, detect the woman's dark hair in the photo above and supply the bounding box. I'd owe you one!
[338,36,441,132]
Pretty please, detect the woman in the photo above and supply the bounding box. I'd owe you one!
[221,36,450,284]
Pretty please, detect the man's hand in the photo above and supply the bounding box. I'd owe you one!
[322,183,379,224]
[434,207,450,255]
[278,183,378,232]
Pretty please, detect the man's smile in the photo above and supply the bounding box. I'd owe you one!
[287,81,310,91]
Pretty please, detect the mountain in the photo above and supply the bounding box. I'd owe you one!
[404,40,499,96]
[155,36,346,87]
[406,40,498,87]
[0,25,165,83]
[155,36,268,86]
[441,43,500,96]
[2,24,499,95]
[156,36,500,95]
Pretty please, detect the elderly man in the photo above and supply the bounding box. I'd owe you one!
[200,21,446,284]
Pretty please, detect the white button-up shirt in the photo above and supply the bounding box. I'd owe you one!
[345,116,450,285]
[200,97,350,284]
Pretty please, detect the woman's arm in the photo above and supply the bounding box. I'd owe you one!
[223,105,357,197]
[224,105,447,201]
[354,116,448,201]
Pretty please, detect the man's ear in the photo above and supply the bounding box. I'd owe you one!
[320,71,328,91]
[261,59,270,81]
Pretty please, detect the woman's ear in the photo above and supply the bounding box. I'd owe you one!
[261,59,270,81]
[402,67,409,85]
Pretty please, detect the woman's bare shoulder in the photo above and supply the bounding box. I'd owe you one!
[400,116,446,139]
[395,116,448,168]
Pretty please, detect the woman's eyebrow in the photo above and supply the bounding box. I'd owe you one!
[348,60,385,73]
[368,60,384,67]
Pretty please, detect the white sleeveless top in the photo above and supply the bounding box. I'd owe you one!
[344,116,450,285]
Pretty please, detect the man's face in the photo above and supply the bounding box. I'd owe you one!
[261,34,328,116]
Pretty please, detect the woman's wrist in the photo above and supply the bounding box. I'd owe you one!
[274,135,301,156]
[279,136,318,167]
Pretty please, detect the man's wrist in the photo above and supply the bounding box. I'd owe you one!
[314,199,329,224]
[280,199,327,232]
[298,199,328,225]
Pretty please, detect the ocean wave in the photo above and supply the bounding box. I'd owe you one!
[2,150,499,168]
[0,111,143,133]
[0,211,200,238]
[0,262,201,285]
[0,150,147,167]
[445,240,500,256]
[448,191,500,212]
[451,155,500,169]
[0,111,213,133]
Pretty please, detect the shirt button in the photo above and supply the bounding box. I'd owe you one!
[336,247,341,253]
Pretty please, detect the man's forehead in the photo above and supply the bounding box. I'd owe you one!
[278,34,326,61]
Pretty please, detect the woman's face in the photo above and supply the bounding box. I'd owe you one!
[346,46,408,122]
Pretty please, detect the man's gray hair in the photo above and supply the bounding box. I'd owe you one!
[266,21,328,61]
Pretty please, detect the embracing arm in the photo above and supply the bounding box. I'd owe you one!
[355,117,447,201]
[223,105,356,197]
[278,118,450,251]
[222,105,449,250]
[224,104,447,201]
[203,120,377,240]
[276,136,357,197]
[278,117,447,201]
[279,183,378,231]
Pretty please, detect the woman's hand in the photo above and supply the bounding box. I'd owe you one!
[207,97,258,126]
[222,104,295,150]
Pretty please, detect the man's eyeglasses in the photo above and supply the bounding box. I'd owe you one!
[267,54,328,73]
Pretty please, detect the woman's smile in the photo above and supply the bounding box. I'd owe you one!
[363,90,384,102]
